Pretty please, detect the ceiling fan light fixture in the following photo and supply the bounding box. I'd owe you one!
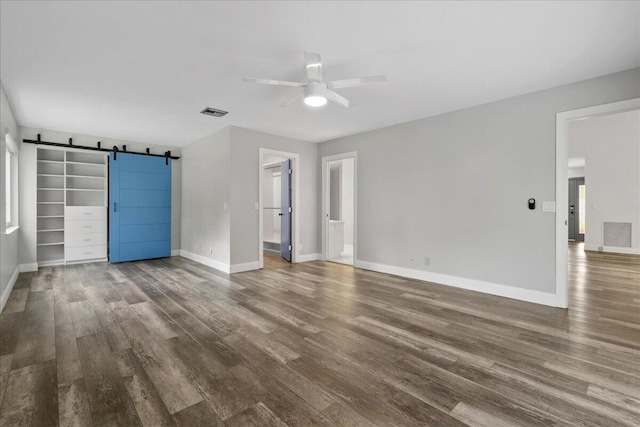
[304,95,327,107]
[303,81,327,107]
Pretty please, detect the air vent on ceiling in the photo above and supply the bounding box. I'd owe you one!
[200,107,229,117]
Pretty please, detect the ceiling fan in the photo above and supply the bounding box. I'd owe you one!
[243,52,386,108]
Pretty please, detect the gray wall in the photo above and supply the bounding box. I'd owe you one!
[18,126,182,266]
[230,126,319,264]
[180,127,231,264]
[1,82,20,307]
[318,68,640,294]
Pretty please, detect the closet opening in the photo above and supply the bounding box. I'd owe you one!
[258,148,300,269]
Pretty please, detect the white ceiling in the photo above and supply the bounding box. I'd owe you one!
[1,1,638,147]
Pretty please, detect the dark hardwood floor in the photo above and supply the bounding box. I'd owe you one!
[1,244,639,425]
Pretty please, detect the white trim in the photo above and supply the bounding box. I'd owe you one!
[3,225,19,235]
[19,263,38,272]
[180,250,230,273]
[171,249,180,256]
[298,253,321,262]
[584,244,640,255]
[5,132,18,154]
[555,98,640,309]
[356,260,562,307]
[230,261,261,273]
[258,148,301,268]
[0,266,20,312]
[321,152,357,265]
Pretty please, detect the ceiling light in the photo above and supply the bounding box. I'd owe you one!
[304,95,327,107]
[303,81,327,107]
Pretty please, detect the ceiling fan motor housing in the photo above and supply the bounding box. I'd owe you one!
[305,81,327,98]
[304,81,328,106]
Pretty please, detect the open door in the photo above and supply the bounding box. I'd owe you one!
[280,159,292,261]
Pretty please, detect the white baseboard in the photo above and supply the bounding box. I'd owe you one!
[298,253,321,263]
[355,260,562,308]
[171,249,181,257]
[19,263,38,273]
[179,250,230,274]
[584,244,640,255]
[230,261,260,273]
[1,266,20,312]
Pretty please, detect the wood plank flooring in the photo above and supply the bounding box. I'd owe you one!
[0,243,639,426]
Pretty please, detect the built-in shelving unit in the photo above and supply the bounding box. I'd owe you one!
[36,147,107,266]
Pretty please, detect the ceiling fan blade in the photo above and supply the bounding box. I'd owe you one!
[304,52,322,82]
[243,77,305,87]
[328,75,387,90]
[325,89,350,108]
[279,90,304,107]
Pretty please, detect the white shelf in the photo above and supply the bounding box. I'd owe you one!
[37,147,108,265]
[264,207,281,210]
[66,174,105,179]
[66,161,105,166]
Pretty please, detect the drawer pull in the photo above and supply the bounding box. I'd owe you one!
[83,213,92,215]
[83,252,92,255]
[84,239,92,242]
[84,226,92,228]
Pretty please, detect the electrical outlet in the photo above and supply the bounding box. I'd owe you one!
[424,257,430,266]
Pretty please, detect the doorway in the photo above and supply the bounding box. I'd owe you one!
[322,152,357,265]
[555,98,640,308]
[568,177,585,242]
[259,149,300,269]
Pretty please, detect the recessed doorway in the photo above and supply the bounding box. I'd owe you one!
[322,152,357,266]
[258,148,300,269]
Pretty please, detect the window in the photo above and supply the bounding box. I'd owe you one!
[578,184,586,235]
[4,132,18,231]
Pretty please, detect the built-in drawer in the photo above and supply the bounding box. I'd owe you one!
[65,232,107,248]
[65,219,106,234]
[65,244,107,261]
[65,206,106,221]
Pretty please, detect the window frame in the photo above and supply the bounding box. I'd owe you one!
[4,132,19,232]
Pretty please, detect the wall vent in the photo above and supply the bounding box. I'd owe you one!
[200,107,229,117]
[603,222,632,248]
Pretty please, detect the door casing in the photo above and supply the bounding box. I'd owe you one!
[321,151,357,263]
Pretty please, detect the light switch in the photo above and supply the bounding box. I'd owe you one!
[255,202,259,210]
[223,202,227,210]
[542,201,556,212]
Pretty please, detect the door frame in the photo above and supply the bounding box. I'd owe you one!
[321,151,357,263]
[258,148,300,268]
[555,97,640,308]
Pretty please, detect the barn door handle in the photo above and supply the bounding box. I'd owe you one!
[114,202,118,212]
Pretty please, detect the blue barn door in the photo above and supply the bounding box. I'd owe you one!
[109,153,171,262]
[280,159,292,262]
